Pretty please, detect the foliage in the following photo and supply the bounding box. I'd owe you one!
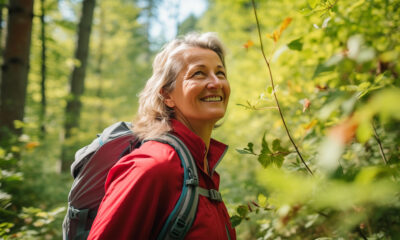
[0,133,66,239]
[199,0,400,239]
[1,0,151,238]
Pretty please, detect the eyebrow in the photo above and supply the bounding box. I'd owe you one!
[190,64,225,69]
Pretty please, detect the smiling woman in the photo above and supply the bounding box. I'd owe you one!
[87,32,236,240]
[164,47,230,146]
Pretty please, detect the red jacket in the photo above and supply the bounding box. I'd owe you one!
[87,120,236,240]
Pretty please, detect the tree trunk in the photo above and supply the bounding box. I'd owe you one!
[96,3,105,130]
[0,0,34,143]
[0,3,4,89]
[39,0,47,136]
[143,0,154,61]
[61,0,96,172]
[0,2,5,66]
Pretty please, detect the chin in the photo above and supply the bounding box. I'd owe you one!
[202,112,226,122]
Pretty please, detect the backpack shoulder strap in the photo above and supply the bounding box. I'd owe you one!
[150,133,199,240]
[150,134,222,240]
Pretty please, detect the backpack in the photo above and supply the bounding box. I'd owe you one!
[62,121,223,240]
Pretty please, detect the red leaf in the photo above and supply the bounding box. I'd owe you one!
[329,117,359,144]
[266,17,292,43]
[25,141,40,150]
[279,17,292,34]
[302,98,311,112]
[243,40,254,49]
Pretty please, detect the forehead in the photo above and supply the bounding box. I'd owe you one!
[179,47,223,67]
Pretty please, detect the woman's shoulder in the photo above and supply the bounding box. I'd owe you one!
[111,140,180,178]
[132,140,177,165]
[104,140,182,191]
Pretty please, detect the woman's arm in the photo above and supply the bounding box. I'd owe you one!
[87,143,182,240]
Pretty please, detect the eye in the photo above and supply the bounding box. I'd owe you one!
[216,71,226,78]
[192,71,205,77]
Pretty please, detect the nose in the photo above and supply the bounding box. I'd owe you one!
[206,73,223,89]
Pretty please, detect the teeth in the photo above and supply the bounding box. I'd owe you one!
[202,96,222,102]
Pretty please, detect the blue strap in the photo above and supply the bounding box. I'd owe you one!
[150,134,223,240]
[68,205,89,240]
[68,205,98,240]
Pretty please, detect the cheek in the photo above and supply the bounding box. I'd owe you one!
[184,82,203,97]
[224,81,231,99]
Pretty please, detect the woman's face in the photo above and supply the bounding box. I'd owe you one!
[165,47,230,127]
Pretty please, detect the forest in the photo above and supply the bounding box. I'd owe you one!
[0,0,399,239]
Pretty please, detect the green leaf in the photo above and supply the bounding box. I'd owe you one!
[299,7,312,15]
[13,120,25,129]
[246,142,254,153]
[237,205,249,218]
[356,121,373,143]
[273,155,285,168]
[366,88,400,122]
[258,133,272,167]
[347,0,365,13]
[288,38,303,51]
[236,142,255,155]
[236,149,252,155]
[230,215,242,228]
[266,86,273,94]
[0,148,5,158]
[258,150,269,167]
[272,139,288,167]
[272,139,284,152]
[308,0,319,8]
[261,133,269,150]
[258,194,267,207]
[355,166,383,184]
[257,136,288,168]
[312,63,335,79]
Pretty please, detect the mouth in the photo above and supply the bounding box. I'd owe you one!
[200,95,223,102]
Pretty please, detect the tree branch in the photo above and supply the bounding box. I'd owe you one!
[251,0,313,175]
[372,121,388,165]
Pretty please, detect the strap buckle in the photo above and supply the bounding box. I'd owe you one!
[170,216,186,238]
[185,167,199,186]
[208,189,222,201]
[68,205,96,220]
[68,206,83,220]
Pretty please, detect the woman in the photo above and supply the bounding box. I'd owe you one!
[88,32,236,240]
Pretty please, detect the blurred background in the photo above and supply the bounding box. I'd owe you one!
[0,0,399,239]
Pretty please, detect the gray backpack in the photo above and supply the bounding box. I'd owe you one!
[62,121,223,240]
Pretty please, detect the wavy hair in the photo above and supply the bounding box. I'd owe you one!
[132,32,226,140]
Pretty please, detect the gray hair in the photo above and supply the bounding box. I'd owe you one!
[132,32,227,140]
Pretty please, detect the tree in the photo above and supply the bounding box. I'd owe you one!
[0,0,34,143]
[39,0,47,136]
[177,14,199,36]
[61,0,96,172]
[0,1,6,61]
[94,2,105,130]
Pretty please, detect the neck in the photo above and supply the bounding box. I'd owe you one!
[174,113,215,150]
[190,121,214,150]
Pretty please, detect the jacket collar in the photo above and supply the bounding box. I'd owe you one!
[171,119,228,175]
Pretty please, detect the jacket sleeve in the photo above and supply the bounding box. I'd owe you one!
[87,146,182,240]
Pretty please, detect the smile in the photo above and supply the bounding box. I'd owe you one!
[201,96,223,102]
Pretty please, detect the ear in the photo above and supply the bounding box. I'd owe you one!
[164,98,175,108]
[161,89,175,108]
